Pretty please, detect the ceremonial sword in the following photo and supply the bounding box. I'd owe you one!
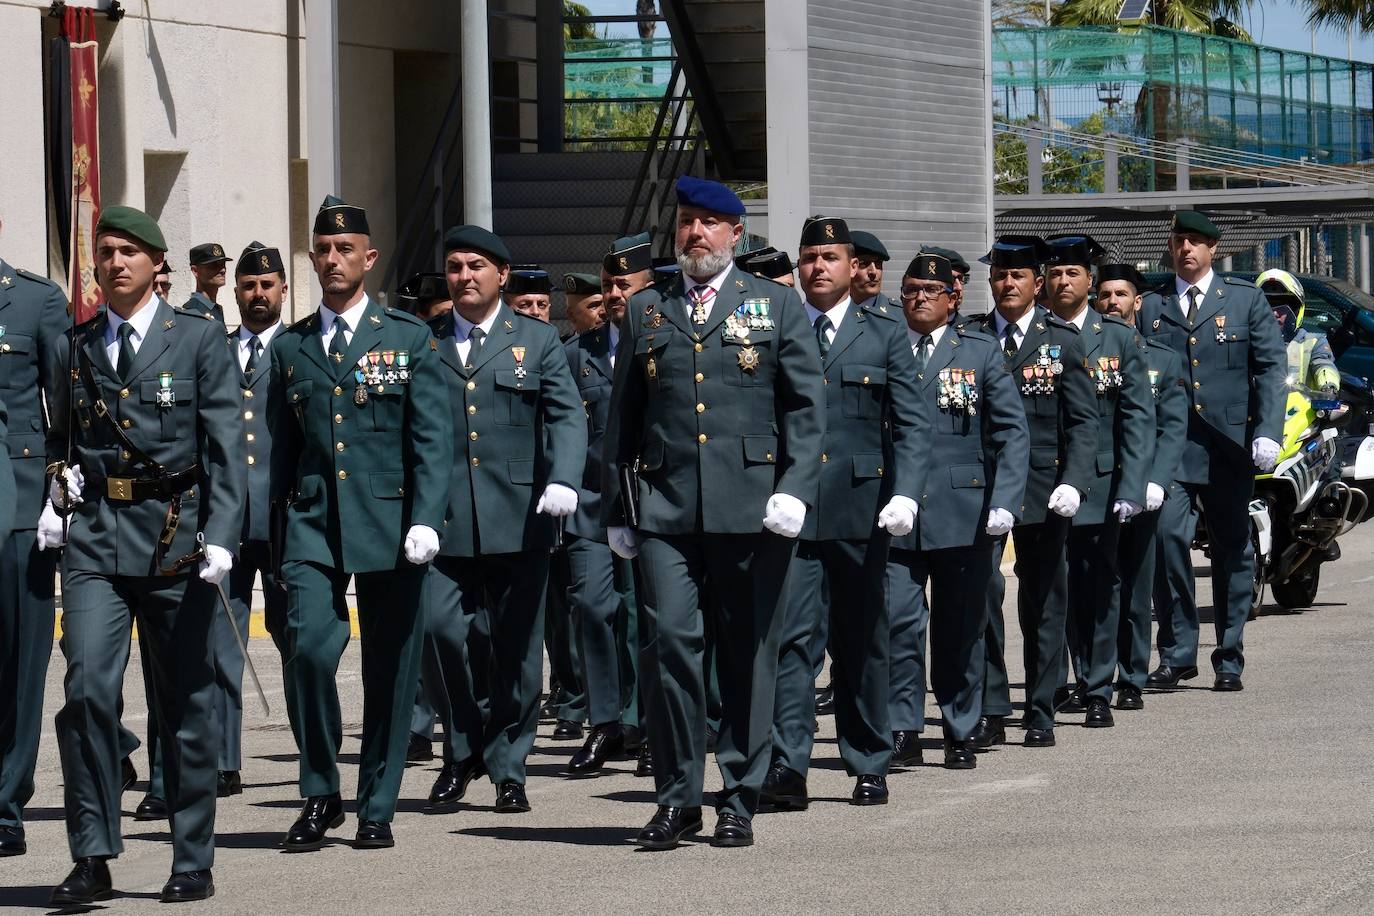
[198,532,271,716]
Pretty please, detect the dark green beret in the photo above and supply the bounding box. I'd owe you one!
[313,194,370,236]
[904,254,954,286]
[505,265,553,296]
[851,231,890,261]
[1170,210,1221,240]
[443,224,511,265]
[800,215,851,247]
[563,272,601,295]
[604,231,652,275]
[919,245,970,274]
[235,241,285,276]
[95,205,167,252]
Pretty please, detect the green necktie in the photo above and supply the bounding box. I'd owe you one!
[244,335,262,378]
[116,322,136,379]
[328,317,349,364]
[1002,325,1018,359]
[815,315,833,359]
[916,334,932,373]
[1186,286,1200,325]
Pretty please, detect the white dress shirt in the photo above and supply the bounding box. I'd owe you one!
[803,297,852,346]
[906,320,949,355]
[1174,269,1215,322]
[237,320,282,372]
[608,324,619,369]
[682,262,735,324]
[104,292,160,366]
[453,306,502,365]
[319,295,371,353]
[991,307,1037,353]
[1061,304,1091,331]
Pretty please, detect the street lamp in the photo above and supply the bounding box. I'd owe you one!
[1097,81,1124,111]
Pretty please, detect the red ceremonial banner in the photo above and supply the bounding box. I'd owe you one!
[66,7,101,322]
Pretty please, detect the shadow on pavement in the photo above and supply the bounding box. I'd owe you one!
[454,825,637,846]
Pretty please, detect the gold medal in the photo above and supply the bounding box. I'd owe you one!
[646,357,658,380]
[737,346,760,373]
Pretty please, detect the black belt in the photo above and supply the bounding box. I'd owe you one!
[87,466,200,502]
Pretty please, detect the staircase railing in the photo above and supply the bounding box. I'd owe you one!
[619,60,704,256]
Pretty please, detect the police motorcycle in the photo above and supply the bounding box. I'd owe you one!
[1195,271,1372,612]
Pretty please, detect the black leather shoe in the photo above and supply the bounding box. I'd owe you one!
[1024,727,1056,747]
[1083,697,1115,728]
[1056,685,1087,713]
[1146,664,1199,688]
[552,719,584,740]
[50,857,113,906]
[635,744,653,778]
[852,775,889,806]
[405,733,434,763]
[494,782,531,813]
[760,761,808,811]
[160,869,214,902]
[943,740,977,769]
[0,825,25,857]
[705,726,719,754]
[636,805,702,850]
[1115,685,1144,710]
[891,730,923,766]
[120,757,137,792]
[969,714,1006,749]
[1213,673,1244,692]
[427,757,486,808]
[566,723,625,776]
[217,770,243,798]
[540,693,559,719]
[283,793,344,852]
[134,793,168,821]
[814,685,835,716]
[712,811,754,848]
[354,819,394,849]
[621,725,644,752]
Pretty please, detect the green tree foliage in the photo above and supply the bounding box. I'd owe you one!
[995,113,1153,194]
[1301,0,1374,34]
[1051,0,1253,37]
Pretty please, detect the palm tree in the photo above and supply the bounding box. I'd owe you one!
[1051,0,1253,36]
[1301,1,1374,34]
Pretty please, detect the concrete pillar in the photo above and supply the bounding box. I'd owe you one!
[1175,138,1190,191]
[1253,243,1265,273]
[1284,234,1299,273]
[1221,256,1233,272]
[764,0,810,256]
[1346,225,1357,284]
[1361,224,1371,294]
[1026,121,1043,195]
[461,0,493,229]
[102,14,146,211]
[1103,135,1118,193]
[1315,225,1328,276]
[305,0,340,204]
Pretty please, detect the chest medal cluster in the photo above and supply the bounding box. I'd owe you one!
[937,368,978,415]
[1019,343,1063,396]
[353,350,412,405]
[1087,355,1123,394]
[1148,368,1161,399]
[723,300,768,374]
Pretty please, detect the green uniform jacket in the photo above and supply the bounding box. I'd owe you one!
[267,298,452,573]
[563,325,615,543]
[1071,313,1153,526]
[45,300,246,574]
[1140,337,1189,494]
[227,326,274,543]
[602,268,825,534]
[430,304,586,557]
[804,303,927,542]
[181,291,226,325]
[971,307,1097,526]
[0,396,13,542]
[0,259,69,530]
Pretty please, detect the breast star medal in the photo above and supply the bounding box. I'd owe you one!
[737,346,760,374]
[1214,315,1227,344]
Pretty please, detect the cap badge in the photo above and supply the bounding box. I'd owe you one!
[334,212,346,229]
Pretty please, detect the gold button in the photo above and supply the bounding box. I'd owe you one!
[121,419,132,429]
[1189,337,1197,346]
[821,453,829,463]
[121,449,131,460]
[698,433,707,444]
[695,372,704,383]
[247,433,256,442]
[22,447,30,456]
[471,457,480,466]
[334,386,343,396]
[338,470,348,480]
[696,403,705,413]
[119,388,130,399]
[694,343,703,352]
[765,452,774,461]
[247,455,256,466]
[863,375,871,384]
[1195,403,1204,412]
[1193,381,1201,389]
[972,478,979,485]
[467,405,477,415]
[0,344,7,352]
[466,381,476,391]
[292,393,299,401]
[334,413,343,424]
[469,431,479,441]
[1192,359,1199,367]
[877,467,884,477]
[244,410,254,420]
[824,378,830,385]
[335,442,345,452]
[244,389,254,399]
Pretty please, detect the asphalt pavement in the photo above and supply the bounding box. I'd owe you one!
[3,526,1373,914]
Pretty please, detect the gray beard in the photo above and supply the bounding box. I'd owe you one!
[676,247,734,280]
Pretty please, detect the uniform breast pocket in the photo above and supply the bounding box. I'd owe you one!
[723,331,774,387]
[841,365,887,418]
[495,370,540,426]
[1224,327,1250,368]
[581,384,611,435]
[635,335,674,392]
[287,379,314,425]
[139,379,195,440]
[0,332,33,387]
[368,386,406,431]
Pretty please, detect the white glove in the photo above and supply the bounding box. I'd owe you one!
[1048,484,1081,518]
[762,492,807,539]
[1145,482,1166,512]
[535,483,579,518]
[403,524,440,564]
[1252,437,1280,472]
[197,543,234,585]
[1113,499,1143,523]
[608,526,639,559]
[876,495,918,537]
[985,507,1015,536]
[49,465,85,507]
[36,501,67,550]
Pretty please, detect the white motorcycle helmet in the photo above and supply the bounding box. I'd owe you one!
[1256,269,1304,342]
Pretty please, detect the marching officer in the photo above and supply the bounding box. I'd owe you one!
[1094,265,1188,710]
[886,253,1028,768]
[267,196,452,852]
[0,235,67,858]
[850,230,891,312]
[763,217,925,810]
[42,205,245,904]
[421,226,584,814]
[918,246,970,311]
[561,233,654,777]
[1139,212,1285,691]
[217,241,289,795]
[603,176,825,850]
[183,242,230,324]
[504,265,555,324]
[969,235,1096,749]
[1042,235,1152,728]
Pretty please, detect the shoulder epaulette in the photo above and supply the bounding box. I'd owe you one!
[14,267,62,289]
[172,305,213,319]
[862,301,900,321]
[384,306,426,327]
[288,313,315,331]
[1222,275,1253,287]
[956,325,996,343]
[1100,313,1130,327]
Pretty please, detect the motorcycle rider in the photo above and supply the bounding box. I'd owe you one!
[1255,269,1341,397]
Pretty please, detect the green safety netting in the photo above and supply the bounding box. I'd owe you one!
[565,37,675,99]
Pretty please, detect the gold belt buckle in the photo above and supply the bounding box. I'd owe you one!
[107,477,133,501]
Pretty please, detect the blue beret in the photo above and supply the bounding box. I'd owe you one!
[444,225,512,265]
[675,175,745,216]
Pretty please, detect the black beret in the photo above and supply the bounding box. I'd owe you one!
[1096,263,1147,291]
[1046,233,1107,268]
[95,205,167,252]
[604,232,652,275]
[189,242,231,266]
[562,272,601,295]
[744,248,795,281]
[313,194,370,236]
[800,215,852,247]
[980,234,1050,270]
[919,245,970,275]
[505,265,554,296]
[443,224,511,265]
[851,231,890,261]
[904,254,954,287]
[235,241,284,276]
[1170,210,1222,240]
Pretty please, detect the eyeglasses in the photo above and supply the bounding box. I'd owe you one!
[900,285,951,300]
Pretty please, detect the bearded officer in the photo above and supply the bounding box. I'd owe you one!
[421,226,584,814]
[604,176,825,850]
[1043,235,1152,728]
[182,243,230,324]
[1139,211,1285,691]
[886,253,1028,769]
[762,216,925,811]
[968,235,1096,750]
[41,206,244,904]
[268,195,452,852]
[0,231,67,859]
[1094,265,1187,710]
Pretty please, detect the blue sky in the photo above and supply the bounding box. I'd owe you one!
[1248,3,1374,62]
